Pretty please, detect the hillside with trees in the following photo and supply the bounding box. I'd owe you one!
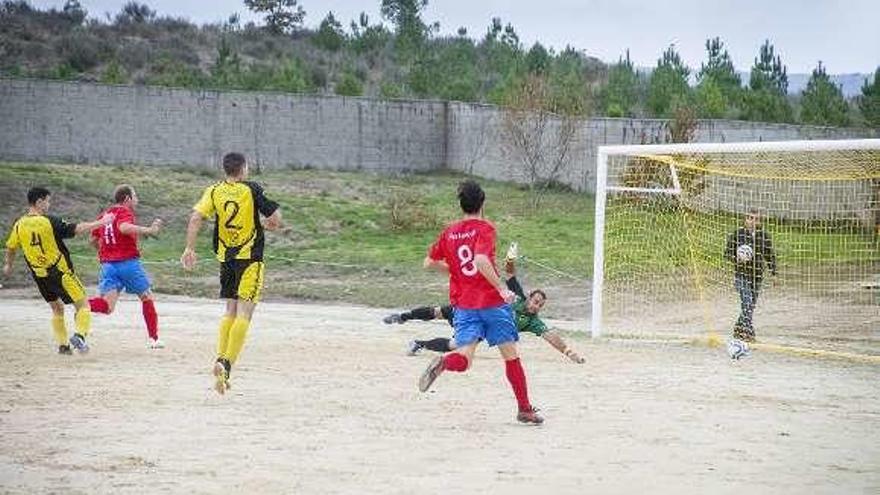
[0,0,877,127]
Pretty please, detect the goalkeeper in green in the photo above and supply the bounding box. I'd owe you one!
[383,243,585,364]
[725,210,777,342]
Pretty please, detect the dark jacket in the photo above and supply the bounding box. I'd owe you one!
[725,227,777,283]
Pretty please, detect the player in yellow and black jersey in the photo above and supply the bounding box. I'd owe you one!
[3,187,114,354]
[181,153,281,394]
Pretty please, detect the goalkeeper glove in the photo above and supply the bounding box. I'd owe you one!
[565,349,585,364]
[505,242,519,262]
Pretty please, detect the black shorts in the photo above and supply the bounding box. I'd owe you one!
[220,259,264,302]
[32,267,85,304]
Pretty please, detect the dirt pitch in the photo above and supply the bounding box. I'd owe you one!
[0,294,878,494]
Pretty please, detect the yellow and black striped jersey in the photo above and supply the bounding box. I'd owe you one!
[193,180,279,262]
[5,215,77,277]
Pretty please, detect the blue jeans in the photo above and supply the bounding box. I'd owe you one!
[734,274,761,330]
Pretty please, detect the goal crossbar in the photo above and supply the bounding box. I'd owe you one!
[598,138,880,156]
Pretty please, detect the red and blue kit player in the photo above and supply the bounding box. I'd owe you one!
[418,180,543,424]
[88,185,164,348]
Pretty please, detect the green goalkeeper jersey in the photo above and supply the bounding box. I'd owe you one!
[511,298,548,336]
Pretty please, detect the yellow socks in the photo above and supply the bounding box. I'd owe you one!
[51,315,68,345]
[223,317,251,364]
[216,316,235,357]
[74,306,91,337]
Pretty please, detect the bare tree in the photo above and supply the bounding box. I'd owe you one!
[501,75,585,207]
[665,104,698,144]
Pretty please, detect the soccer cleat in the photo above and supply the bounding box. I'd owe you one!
[69,333,89,354]
[58,344,73,355]
[406,340,422,356]
[383,313,403,325]
[213,359,230,395]
[148,338,165,349]
[516,406,544,425]
[418,355,444,392]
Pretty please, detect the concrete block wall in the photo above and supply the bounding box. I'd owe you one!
[446,101,878,193]
[1,79,876,194]
[0,79,447,172]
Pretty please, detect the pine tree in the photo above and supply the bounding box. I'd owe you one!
[525,42,551,75]
[743,40,793,122]
[858,68,880,127]
[801,61,848,126]
[696,37,741,117]
[647,45,690,118]
[602,50,640,117]
[313,11,345,51]
[381,0,429,56]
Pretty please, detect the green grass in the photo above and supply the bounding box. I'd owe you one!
[5,162,870,312]
[0,162,594,311]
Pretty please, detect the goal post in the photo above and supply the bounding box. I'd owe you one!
[591,139,880,349]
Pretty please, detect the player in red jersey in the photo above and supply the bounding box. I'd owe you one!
[87,185,164,348]
[418,180,543,424]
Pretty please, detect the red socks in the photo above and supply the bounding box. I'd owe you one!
[505,358,531,412]
[89,297,110,314]
[441,355,533,412]
[442,353,469,372]
[142,300,159,340]
[90,297,159,340]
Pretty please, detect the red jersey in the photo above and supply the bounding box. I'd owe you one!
[428,217,503,309]
[92,205,140,262]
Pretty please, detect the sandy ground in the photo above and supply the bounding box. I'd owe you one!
[0,294,879,494]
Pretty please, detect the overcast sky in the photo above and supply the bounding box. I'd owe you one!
[31,0,880,74]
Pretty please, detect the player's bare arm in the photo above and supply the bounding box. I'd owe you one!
[542,331,585,364]
[3,248,16,277]
[181,210,204,270]
[74,213,115,235]
[473,254,515,303]
[423,256,449,274]
[261,209,282,231]
[119,218,163,236]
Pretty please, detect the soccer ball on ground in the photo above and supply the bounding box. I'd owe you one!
[736,244,754,263]
[727,338,750,360]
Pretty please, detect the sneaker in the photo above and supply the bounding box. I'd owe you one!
[148,338,165,349]
[517,406,544,425]
[58,344,73,355]
[69,333,89,354]
[383,313,403,325]
[213,359,230,395]
[418,355,444,392]
[406,340,422,356]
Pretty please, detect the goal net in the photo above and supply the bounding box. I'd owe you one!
[591,139,880,354]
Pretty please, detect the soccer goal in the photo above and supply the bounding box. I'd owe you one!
[591,139,880,351]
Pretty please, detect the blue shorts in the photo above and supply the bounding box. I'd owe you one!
[453,304,518,347]
[98,259,151,296]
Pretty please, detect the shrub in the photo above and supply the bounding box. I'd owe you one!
[387,189,438,232]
